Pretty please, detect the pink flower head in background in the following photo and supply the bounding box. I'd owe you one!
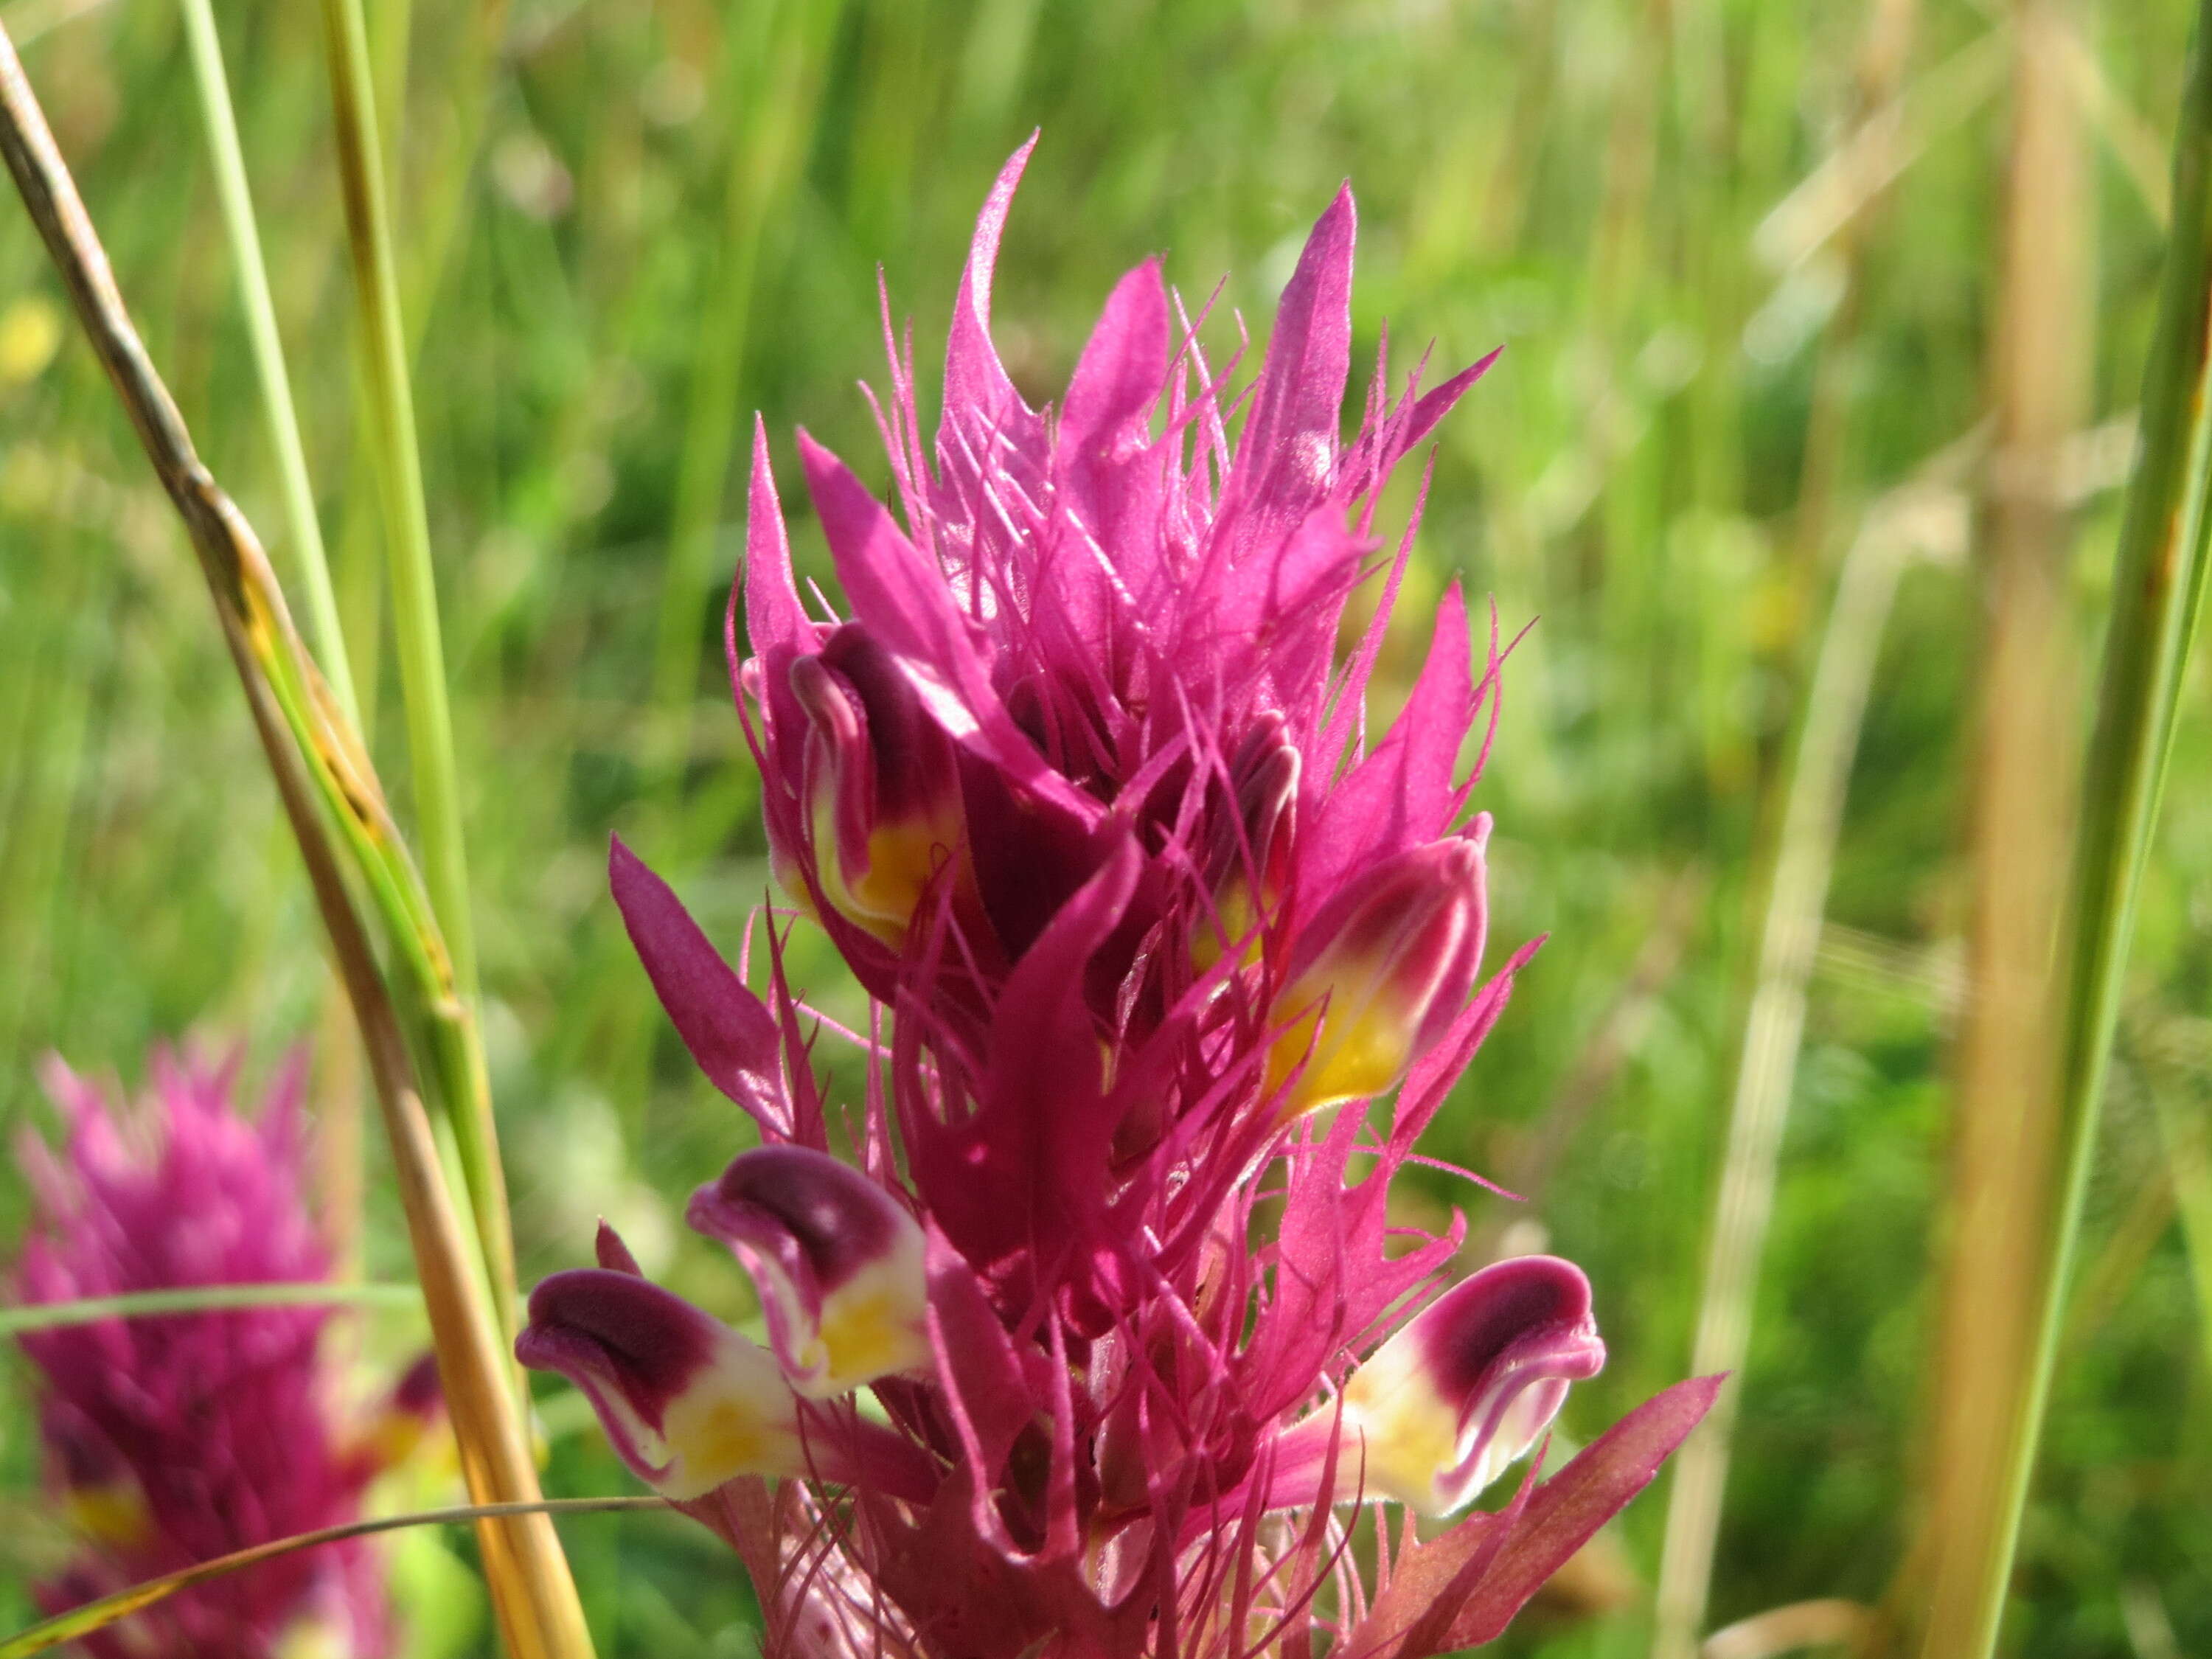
[13,1050,437,1659]
[522,139,1717,1658]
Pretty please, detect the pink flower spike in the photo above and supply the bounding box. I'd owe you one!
[686,1147,931,1397]
[344,1350,448,1478]
[1338,1255,1604,1515]
[13,1049,401,1658]
[609,835,797,1141]
[556,142,1716,1652]
[1220,184,1356,544]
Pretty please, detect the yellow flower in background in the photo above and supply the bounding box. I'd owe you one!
[0,294,62,387]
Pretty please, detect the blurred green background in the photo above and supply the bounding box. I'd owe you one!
[2,0,2210,1654]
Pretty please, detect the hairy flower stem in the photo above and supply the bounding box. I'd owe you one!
[1922,0,2212,1649]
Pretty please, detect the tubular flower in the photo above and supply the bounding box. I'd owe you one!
[531,140,1719,1659]
[1267,831,1490,1119]
[12,1051,435,1659]
[1332,1255,1607,1515]
[518,1263,806,1500]
[787,625,971,942]
[687,1146,931,1397]
[1192,713,1301,973]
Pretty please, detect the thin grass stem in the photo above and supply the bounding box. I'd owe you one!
[1650,443,1970,1659]
[318,0,473,998]
[0,1281,421,1335]
[318,0,518,1354]
[0,1498,658,1659]
[0,31,593,1655]
[176,0,358,729]
[1921,0,2212,1647]
[176,0,373,1262]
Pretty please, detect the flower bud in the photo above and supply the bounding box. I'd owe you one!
[1267,835,1486,1116]
[49,1413,149,1548]
[515,1267,803,1500]
[1340,1255,1604,1514]
[352,1351,445,1473]
[788,625,967,944]
[1193,714,1301,973]
[687,1147,931,1397]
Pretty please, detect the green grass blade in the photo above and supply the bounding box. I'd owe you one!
[0,26,593,1652]
[317,0,517,1360]
[319,0,475,998]
[1925,2,2212,1650]
[0,1281,420,1335]
[176,0,358,730]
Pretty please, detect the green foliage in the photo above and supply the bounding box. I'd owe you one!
[1,0,2209,1653]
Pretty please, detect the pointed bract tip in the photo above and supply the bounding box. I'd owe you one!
[595,1220,644,1276]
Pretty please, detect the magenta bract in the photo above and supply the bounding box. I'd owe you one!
[528,140,1715,1658]
[12,1051,416,1659]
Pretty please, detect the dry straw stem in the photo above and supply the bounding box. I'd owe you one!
[1924,0,2212,1646]
[1919,7,2090,1655]
[0,25,593,1659]
[1753,21,2007,276]
[1699,1598,1876,1659]
[1651,431,1983,1659]
[1781,0,1924,599]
